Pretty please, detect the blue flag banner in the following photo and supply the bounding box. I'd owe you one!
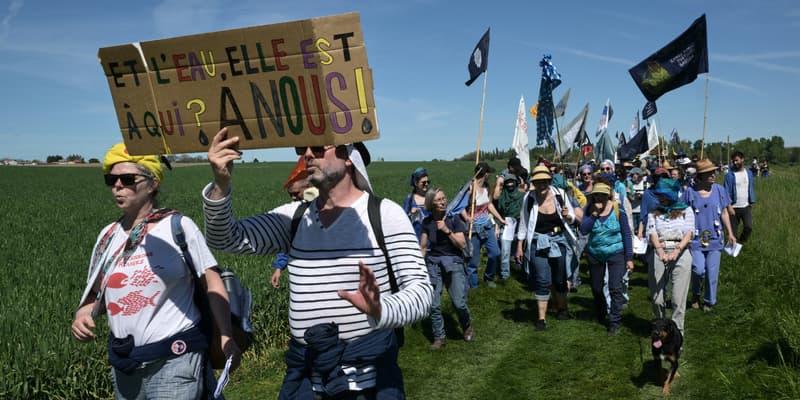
[465,28,490,86]
[535,54,561,148]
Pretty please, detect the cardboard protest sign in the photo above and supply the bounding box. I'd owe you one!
[98,12,377,155]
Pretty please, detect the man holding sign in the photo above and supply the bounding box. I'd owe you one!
[202,128,432,398]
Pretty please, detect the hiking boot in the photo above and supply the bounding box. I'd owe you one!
[556,310,572,320]
[430,338,446,350]
[463,324,474,342]
[535,319,546,331]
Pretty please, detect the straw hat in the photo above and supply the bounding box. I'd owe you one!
[695,159,717,174]
[591,182,613,196]
[530,165,552,181]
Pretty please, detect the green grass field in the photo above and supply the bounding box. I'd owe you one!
[1,161,798,399]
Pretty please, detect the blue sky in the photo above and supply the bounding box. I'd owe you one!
[1,0,798,162]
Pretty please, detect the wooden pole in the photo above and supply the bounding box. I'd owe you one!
[700,74,710,159]
[468,71,489,243]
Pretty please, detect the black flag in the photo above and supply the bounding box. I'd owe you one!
[642,101,657,119]
[629,14,708,102]
[465,28,490,86]
[618,126,650,161]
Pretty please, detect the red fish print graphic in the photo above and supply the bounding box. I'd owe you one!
[106,270,157,289]
[107,290,160,316]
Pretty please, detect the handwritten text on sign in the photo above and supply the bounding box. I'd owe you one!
[98,12,377,155]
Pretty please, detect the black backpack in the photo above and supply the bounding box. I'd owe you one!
[290,195,404,346]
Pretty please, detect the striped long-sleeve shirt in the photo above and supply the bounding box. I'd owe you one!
[202,184,432,344]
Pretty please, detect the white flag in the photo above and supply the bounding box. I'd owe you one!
[512,95,530,172]
[629,111,639,138]
[595,98,613,136]
[639,120,660,159]
[555,103,589,157]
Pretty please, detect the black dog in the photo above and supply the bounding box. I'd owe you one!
[651,318,683,396]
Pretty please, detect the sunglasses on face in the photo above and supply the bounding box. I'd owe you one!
[581,172,592,177]
[295,145,336,157]
[418,179,430,186]
[601,167,613,172]
[104,173,149,187]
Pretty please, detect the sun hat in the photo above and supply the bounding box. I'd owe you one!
[347,142,372,192]
[695,159,717,174]
[591,182,612,196]
[662,160,674,170]
[653,178,681,204]
[530,165,552,181]
[102,143,164,182]
[654,167,669,177]
[630,167,644,176]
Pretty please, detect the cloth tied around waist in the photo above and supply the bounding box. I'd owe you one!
[283,322,397,397]
[534,231,566,258]
[108,325,208,374]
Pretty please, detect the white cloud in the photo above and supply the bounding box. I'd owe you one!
[713,53,800,75]
[0,0,23,43]
[708,76,758,93]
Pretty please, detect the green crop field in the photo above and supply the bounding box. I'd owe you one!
[1,162,798,399]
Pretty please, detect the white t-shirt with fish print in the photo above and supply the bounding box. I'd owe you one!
[96,215,216,346]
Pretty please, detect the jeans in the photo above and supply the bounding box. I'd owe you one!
[731,205,753,243]
[427,256,471,340]
[112,351,204,400]
[587,252,626,329]
[691,249,722,306]
[467,224,500,288]
[649,247,692,337]
[528,234,568,301]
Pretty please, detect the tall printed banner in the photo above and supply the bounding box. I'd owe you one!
[512,95,530,171]
[98,13,378,155]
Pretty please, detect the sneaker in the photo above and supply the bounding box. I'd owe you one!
[535,319,546,331]
[556,310,572,320]
[463,324,474,342]
[486,281,497,288]
[430,338,446,350]
[607,325,620,336]
[703,304,713,313]
[690,295,701,309]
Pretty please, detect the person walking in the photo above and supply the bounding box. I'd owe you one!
[580,177,634,336]
[646,178,694,337]
[403,167,431,241]
[724,151,755,243]
[420,188,474,349]
[461,162,505,288]
[72,143,240,399]
[516,166,578,331]
[683,159,737,312]
[202,128,433,399]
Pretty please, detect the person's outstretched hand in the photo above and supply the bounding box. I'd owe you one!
[208,127,241,196]
[338,261,382,320]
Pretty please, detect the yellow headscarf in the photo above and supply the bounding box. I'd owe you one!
[102,143,164,182]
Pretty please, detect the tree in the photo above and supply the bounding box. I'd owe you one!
[88,158,100,163]
[66,154,84,163]
[46,155,63,163]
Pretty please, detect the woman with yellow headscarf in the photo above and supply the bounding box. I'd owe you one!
[71,143,240,399]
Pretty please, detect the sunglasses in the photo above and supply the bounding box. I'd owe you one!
[295,145,336,157]
[581,172,593,177]
[418,179,430,185]
[601,167,613,172]
[104,173,149,187]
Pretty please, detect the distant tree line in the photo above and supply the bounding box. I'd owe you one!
[455,136,798,165]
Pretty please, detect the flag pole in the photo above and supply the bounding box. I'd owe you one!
[468,70,489,244]
[700,73,709,159]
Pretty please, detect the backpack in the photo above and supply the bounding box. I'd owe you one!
[171,214,254,369]
[290,195,405,346]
